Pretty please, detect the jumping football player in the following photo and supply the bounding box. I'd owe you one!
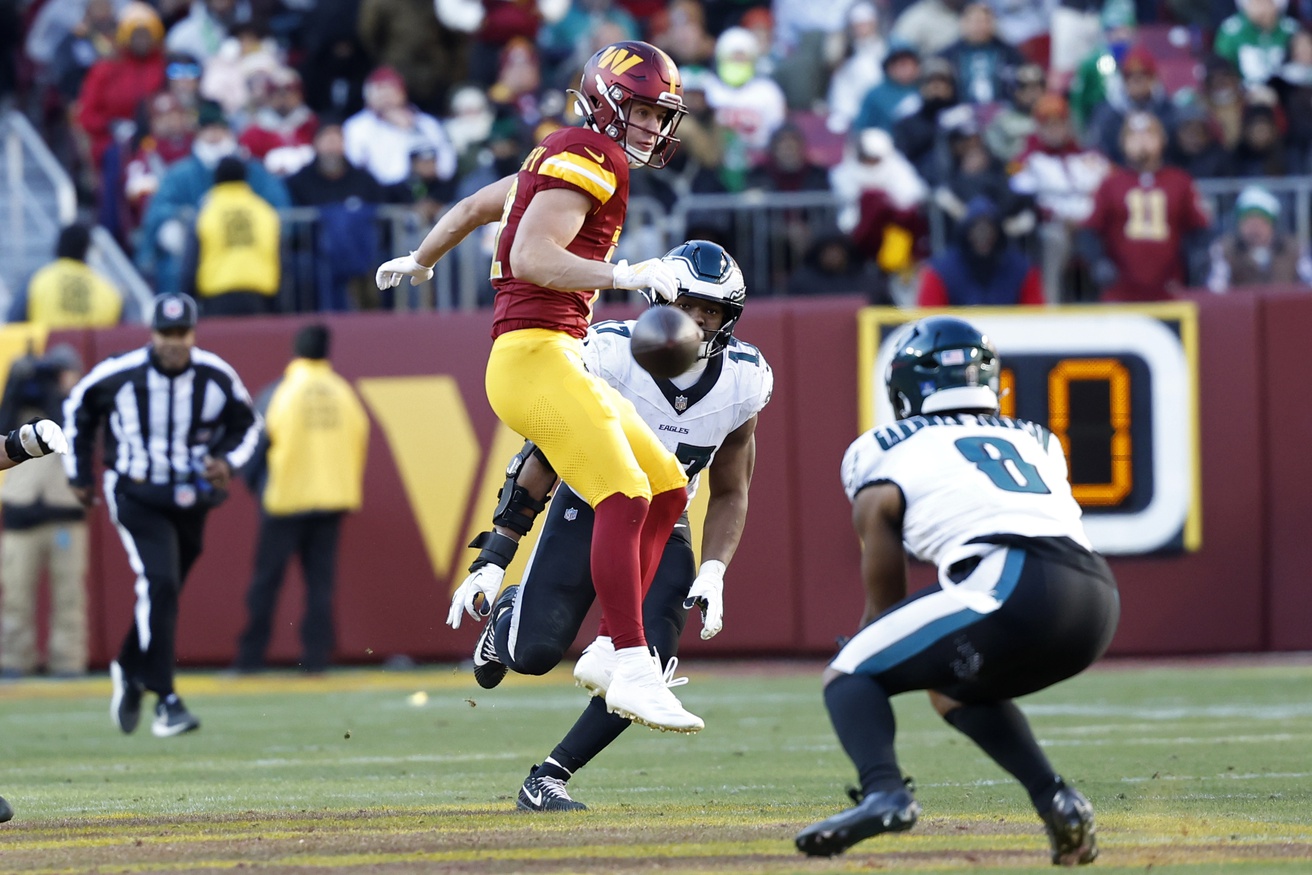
[796,315,1120,865]
[377,41,701,731]
[453,241,772,809]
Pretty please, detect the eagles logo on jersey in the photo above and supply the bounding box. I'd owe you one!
[584,323,771,496]
[582,238,769,494]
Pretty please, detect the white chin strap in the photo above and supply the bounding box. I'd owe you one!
[625,143,654,167]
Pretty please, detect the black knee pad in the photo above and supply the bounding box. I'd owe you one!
[508,641,567,677]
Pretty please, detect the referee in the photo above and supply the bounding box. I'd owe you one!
[63,293,261,737]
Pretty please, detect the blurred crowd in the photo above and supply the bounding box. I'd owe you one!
[3,0,1312,314]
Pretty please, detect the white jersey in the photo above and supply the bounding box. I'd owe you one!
[582,319,773,497]
[841,413,1091,568]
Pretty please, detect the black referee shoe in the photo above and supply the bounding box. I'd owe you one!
[151,694,200,737]
[109,661,143,734]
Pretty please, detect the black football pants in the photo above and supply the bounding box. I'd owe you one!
[108,491,209,695]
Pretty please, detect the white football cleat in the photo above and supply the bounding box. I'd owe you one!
[604,646,703,733]
[573,636,616,697]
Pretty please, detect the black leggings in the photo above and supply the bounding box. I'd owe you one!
[496,485,694,673]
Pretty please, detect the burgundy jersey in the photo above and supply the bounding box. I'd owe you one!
[490,127,631,339]
[1083,166,1211,302]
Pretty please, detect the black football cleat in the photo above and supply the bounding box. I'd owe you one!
[0,794,13,823]
[1041,780,1098,866]
[795,783,921,857]
[472,586,516,689]
[516,764,587,812]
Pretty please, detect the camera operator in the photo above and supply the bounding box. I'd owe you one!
[63,293,261,737]
[0,345,86,679]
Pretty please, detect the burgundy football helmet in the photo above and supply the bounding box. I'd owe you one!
[571,40,686,168]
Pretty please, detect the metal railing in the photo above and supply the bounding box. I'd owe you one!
[240,176,1312,313]
[670,190,842,296]
[274,195,685,312]
[2,109,75,315]
[1,109,154,322]
[1195,177,1312,246]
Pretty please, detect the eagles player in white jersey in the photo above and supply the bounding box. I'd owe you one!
[446,240,772,810]
[795,316,1119,865]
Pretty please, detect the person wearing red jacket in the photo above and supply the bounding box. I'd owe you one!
[77,2,166,170]
[238,67,319,176]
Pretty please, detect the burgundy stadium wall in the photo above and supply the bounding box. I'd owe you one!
[26,290,1312,669]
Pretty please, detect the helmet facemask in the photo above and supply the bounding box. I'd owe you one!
[574,76,686,168]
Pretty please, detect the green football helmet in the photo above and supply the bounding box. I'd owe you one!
[885,316,1000,420]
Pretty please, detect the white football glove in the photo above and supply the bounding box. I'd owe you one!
[376,251,435,290]
[10,419,68,460]
[683,560,725,640]
[446,564,505,629]
[612,258,679,303]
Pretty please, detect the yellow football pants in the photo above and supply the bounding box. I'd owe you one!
[485,328,687,507]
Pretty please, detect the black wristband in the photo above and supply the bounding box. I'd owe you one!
[4,429,29,463]
[467,531,518,572]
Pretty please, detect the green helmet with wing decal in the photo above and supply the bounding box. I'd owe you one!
[885,316,1000,420]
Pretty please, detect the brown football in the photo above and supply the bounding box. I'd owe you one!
[630,305,702,379]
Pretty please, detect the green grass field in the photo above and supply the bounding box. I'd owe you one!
[2,658,1311,874]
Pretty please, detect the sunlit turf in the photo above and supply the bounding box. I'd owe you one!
[1,658,1310,873]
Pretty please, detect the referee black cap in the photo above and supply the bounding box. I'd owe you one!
[151,293,198,331]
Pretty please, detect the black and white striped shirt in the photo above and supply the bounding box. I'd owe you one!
[63,346,261,498]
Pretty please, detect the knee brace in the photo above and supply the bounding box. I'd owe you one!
[492,440,555,535]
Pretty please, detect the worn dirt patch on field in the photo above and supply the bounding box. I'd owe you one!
[5,808,1312,874]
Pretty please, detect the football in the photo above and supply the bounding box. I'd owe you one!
[630,305,702,379]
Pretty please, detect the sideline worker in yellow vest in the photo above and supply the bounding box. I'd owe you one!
[20,224,123,328]
[234,325,368,673]
[182,156,281,317]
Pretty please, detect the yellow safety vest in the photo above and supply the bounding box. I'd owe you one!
[195,182,281,297]
[262,358,369,515]
[26,259,123,328]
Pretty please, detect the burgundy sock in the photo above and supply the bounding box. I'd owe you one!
[639,488,685,594]
[590,493,649,650]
